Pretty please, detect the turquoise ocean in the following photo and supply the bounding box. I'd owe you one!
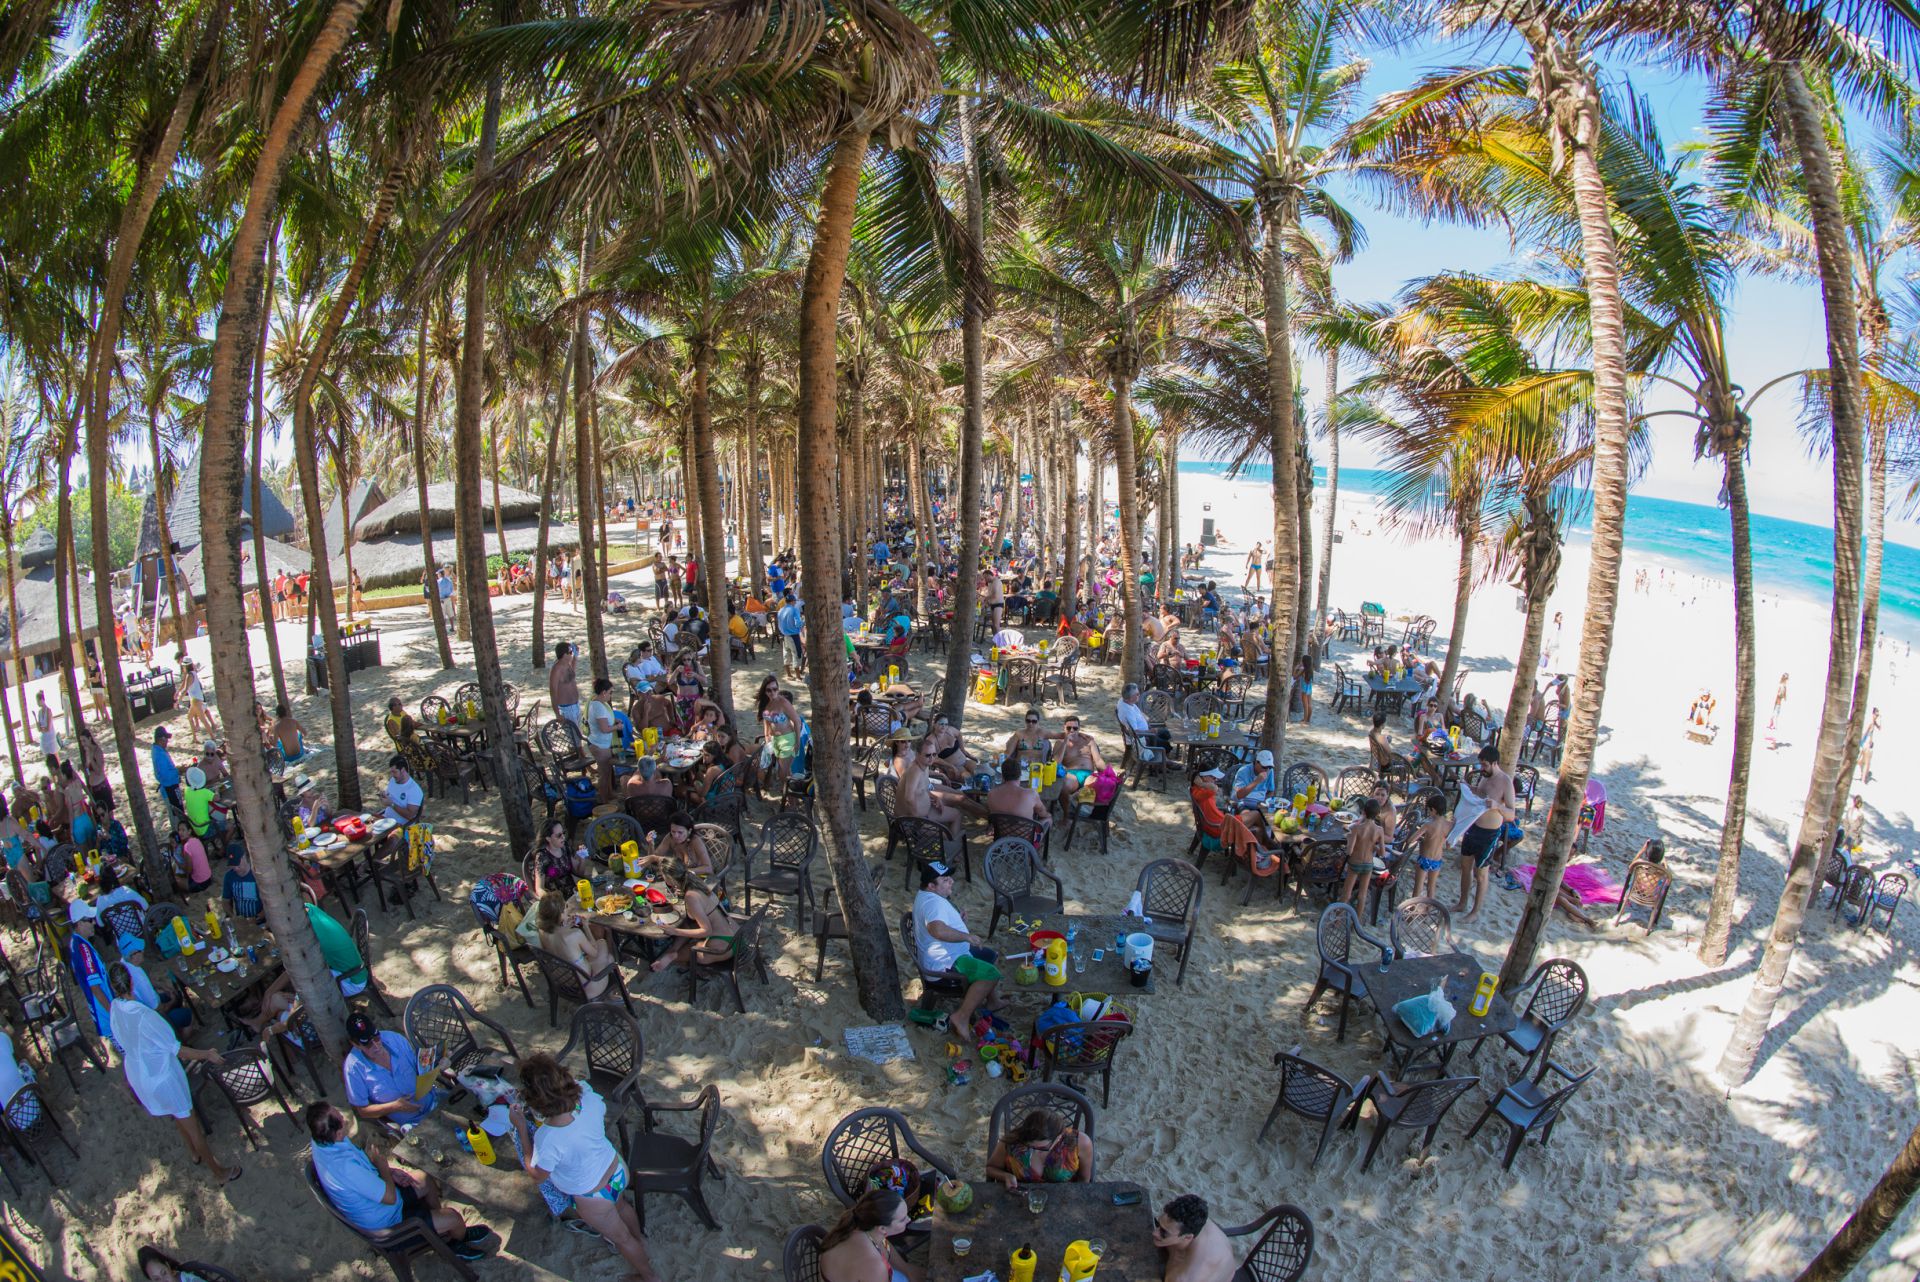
[1179,460,1920,645]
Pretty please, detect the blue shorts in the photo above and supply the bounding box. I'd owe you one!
[1416,856,1443,872]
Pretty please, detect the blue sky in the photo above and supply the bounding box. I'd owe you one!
[1297,32,1920,546]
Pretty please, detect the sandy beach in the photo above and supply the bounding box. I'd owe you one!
[7,473,1919,1280]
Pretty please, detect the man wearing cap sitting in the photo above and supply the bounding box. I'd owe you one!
[343,1011,444,1132]
[913,862,1000,1044]
[1230,750,1278,808]
[307,1101,494,1260]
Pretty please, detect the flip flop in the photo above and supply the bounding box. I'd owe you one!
[221,1165,244,1186]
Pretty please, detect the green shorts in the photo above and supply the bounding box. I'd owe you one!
[952,953,1002,984]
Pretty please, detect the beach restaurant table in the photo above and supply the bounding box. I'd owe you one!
[1366,673,1422,714]
[341,627,383,673]
[998,912,1175,996]
[1365,950,1518,1076]
[156,918,283,1023]
[1162,718,1255,755]
[930,1181,1158,1282]
[125,669,178,720]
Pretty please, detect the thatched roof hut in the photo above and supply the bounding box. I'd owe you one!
[351,482,545,540]
[137,457,297,557]
[321,480,386,552]
[173,538,312,602]
[17,528,56,582]
[327,483,579,591]
[0,574,105,661]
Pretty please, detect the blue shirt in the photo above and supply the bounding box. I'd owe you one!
[343,1031,440,1126]
[777,604,804,636]
[872,541,889,561]
[1231,763,1276,804]
[312,1138,401,1231]
[151,745,180,789]
[71,812,96,851]
[223,869,261,918]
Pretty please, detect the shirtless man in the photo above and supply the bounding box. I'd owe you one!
[1049,715,1106,790]
[1456,745,1514,921]
[1409,788,1452,901]
[898,737,985,835]
[984,758,1050,832]
[548,642,580,728]
[631,681,677,736]
[1339,796,1382,910]
[1157,1194,1237,1282]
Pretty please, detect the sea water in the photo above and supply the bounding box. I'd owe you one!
[1179,460,1920,644]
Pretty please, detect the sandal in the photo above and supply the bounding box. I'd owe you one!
[220,1165,244,1186]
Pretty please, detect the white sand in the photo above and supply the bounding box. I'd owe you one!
[7,476,1919,1280]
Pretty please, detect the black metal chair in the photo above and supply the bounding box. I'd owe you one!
[1,1082,76,1187]
[623,794,678,839]
[403,983,520,1080]
[782,1224,826,1282]
[986,1082,1097,1180]
[1463,1061,1596,1170]
[1338,1072,1480,1171]
[1333,766,1377,802]
[586,812,646,868]
[1470,958,1587,1082]
[687,906,771,1013]
[1387,897,1453,959]
[1279,762,1329,802]
[690,822,737,887]
[626,1084,724,1230]
[820,1106,957,1206]
[193,1046,296,1150]
[349,908,399,1016]
[810,882,851,981]
[305,1155,477,1282]
[1222,1203,1315,1282]
[742,814,819,927]
[1302,903,1387,1042]
[982,837,1063,937]
[1257,1048,1363,1169]
[1134,858,1202,985]
[98,900,148,953]
[367,833,443,922]
[529,944,632,1028]
[1032,1018,1133,1108]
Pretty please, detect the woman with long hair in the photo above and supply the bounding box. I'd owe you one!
[755,675,801,790]
[984,1107,1093,1187]
[817,1188,920,1282]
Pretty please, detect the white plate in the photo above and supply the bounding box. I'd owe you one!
[216,957,240,973]
[311,833,343,848]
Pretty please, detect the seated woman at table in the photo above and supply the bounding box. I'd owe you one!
[922,714,975,782]
[1369,712,1417,777]
[647,869,739,976]
[172,817,215,894]
[670,656,706,720]
[0,797,26,869]
[529,819,585,896]
[986,1107,1093,1187]
[1002,708,1052,768]
[1365,646,1391,677]
[818,1188,919,1282]
[535,888,617,999]
[622,757,676,801]
[648,813,711,877]
[1189,769,1228,855]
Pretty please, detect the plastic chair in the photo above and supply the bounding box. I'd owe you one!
[988,812,1052,864]
[1222,1203,1315,1282]
[982,837,1063,937]
[820,1106,956,1206]
[1279,762,1328,802]
[585,812,645,867]
[1338,1072,1480,1171]
[1302,903,1387,1042]
[1,1082,76,1186]
[1033,1018,1133,1107]
[1221,813,1287,906]
[1061,794,1115,855]
[1134,858,1202,985]
[1470,957,1587,1081]
[1257,1049,1363,1169]
[1463,1060,1595,1169]
[742,814,819,927]
[782,1224,826,1282]
[304,1156,477,1282]
[626,1084,724,1230]
[1868,872,1908,933]
[1613,859,1672,933]
[1387,897,1453,959]
[403,983,520,1079]
[886,815,963,890]
[687,906,771,1013]
[349,908,399,1016]
[558,1001,646,1139]
[985,1083,1098,1180]
[529,944,632,1028]
[899,911,966,1011]
[470,901,535,1009]
[193,1046,296,1150]
[1333,766,1377,802]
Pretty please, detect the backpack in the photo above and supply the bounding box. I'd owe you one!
[1090,767,1121,805]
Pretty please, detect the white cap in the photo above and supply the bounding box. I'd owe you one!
[185,766,207,790]
[68,899,97,924]
[1255,749,1275,767]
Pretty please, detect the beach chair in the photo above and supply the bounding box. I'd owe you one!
[820,1106,956,1207]
[987,1083,1098,1180]
[1867,872,1908,933]
[1257,1048,1361,1169]
[1135,858,1202,985]
[983,838,1063,936]
[1613,859,1671,934]
[1221,1204,1315,1282]
[1302,903,1386,1042]
[782,1225,826,1282]
[1463,1061,1596,1170]
[1471,958,1587,1082]
[1222,813,1287,905]
[1337,1072,1479,1172]
[1387,897,1453,959]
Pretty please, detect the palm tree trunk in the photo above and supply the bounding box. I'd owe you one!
[53,426,84,727]
[147,417,188,649]
[451,77,535,856]
[1259,212,1301,764]
[1825,399,1886,821]
[194,0,367,1060]
[798,129,904,1020]
[1062,439,1081,616]
[743,352,767,593]
[940,90,990,725]
[1316,348,1340,619]
[530,344,564,671]
[570,236,607,683]
[848,371,871,611]
[491,415,511,575]
[1795,1115,1920,1281]
[1500,48,1637,992]
[1163,416,1180,596]
[688,335,734,722]
[1716,66,1867,1084]
[1110,369,1147,683]
[251,228,289,710]
[1498,562,1555,772]
[1293,446,1312,666]
[0,515,20,782]
[1700,445,1756,965]
[78,11,215,869]
[413,316,454,669]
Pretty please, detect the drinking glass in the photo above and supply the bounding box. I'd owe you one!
[952,1238,973,1258]
[1071,948,1086,975]
[1026,1188,1047,1215]
[1088,1239,1107,1260]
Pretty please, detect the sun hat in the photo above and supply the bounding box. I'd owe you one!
[291,773,315,794]
[68,899,97,924]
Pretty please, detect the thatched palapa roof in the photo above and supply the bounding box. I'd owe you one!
[0,574,105,660]
[137,455,297,557]
[174,538,312,602]
[331,520,580,591]
[350,482,545,541]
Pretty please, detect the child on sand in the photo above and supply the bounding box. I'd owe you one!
[1339,797,1382,910]
[1410,789,1452,902]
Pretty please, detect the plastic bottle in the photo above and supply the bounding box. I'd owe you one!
[1059,1240,1099,1282]
[464,1122,496,1165]
[1010,1244,1037,1282]
[1469,971,1499,1018]
[204,906,223,941]
[576,878,594,910]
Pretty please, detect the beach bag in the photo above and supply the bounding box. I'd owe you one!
[564,778,598,818]
[1090,767,1121,805]
[406,824,434,874]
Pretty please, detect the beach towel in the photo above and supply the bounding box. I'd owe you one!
[1448,787,1489,847]
[1511,862,1622,906]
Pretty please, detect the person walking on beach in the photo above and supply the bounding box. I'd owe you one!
[1860,707,1881,783]
[1768,673,1789,730]
[1243,542,1264,591]
[1539,610,1563,670]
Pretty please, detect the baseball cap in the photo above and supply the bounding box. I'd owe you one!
[154,726,170,740]
[919,861,954,886]
[1198,767,1225,780]
[68,899,97,924]
[1255,749,1274,767]
[185,767,207,790]
[346,1012,378,1045]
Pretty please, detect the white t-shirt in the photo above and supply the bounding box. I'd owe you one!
[384,776,425,823]
[586,700,617,751]
[913,890,970,974]
[1116,700,1152,740]
[0,1029,27,1105]
[531,1084,616,1196]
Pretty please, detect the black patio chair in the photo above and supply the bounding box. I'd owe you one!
[586,812,646,868]
[1,1082,76,1187]
[782,1224,826,1282]
[623,794,678,840]
[529,943,632,1028]
[886,816,963,890]
[1061,794,1115,855]
[1868,872,1909,933]
[1279,762,1329,803]
[1333,766,1377,803]
[1338,1072,1480,1171]
[1032,1018,1133,1108]
[470,900,535,1009]
[1614,859,1672,934]
[1258,1048,1363,1169]
[557,1000,645,1146]
[820,1105,957,1206]
[1222,1204,1315,1282]
[982,837,1063,937]
[1470,958,1587,1082]
[1134,858,1202,985]
[988,811,1052,864]
[1463,1060,1596,1170]
[626,1084,724,1231]
[1387,897,1453,959]
[367,832,442,922]
[1302,903,1387,1042]
[686,906,771,1013]
[986,1082,1098,1180]
[403,983,520,1080]
[899,911,966,1012]
[349,908,399,1016]
[742,814,819,927]
[193,1046,296,1150]
[304,1156,477,1282]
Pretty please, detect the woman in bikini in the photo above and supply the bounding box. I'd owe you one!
[985,1108,1094,1187]
[648,870,740,974]
[818,1189,920,1282]
[534,889,617,1000]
